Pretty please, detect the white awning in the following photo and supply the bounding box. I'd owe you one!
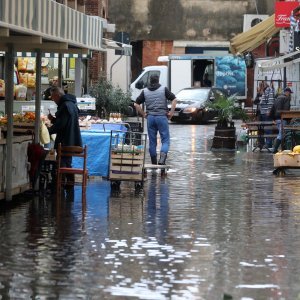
[258,50,300,71]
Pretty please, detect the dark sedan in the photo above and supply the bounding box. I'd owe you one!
[169,87,228,124]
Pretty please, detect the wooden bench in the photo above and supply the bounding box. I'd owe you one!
[243,122,278,152]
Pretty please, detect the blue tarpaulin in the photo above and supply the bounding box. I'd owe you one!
[73,128,127,177]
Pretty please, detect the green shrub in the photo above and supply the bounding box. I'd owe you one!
[89,78,132,118]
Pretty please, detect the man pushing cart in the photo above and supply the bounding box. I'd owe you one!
[134,74,177,169]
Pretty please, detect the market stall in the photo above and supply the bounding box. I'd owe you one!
[0,135,32,200]
[0,0,108,200]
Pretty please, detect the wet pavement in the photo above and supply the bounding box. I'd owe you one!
[1,121,300,299]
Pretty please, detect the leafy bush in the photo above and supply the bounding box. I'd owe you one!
[207,94,248,128]
[89,78,132,118]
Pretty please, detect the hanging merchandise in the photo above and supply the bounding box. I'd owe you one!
[15,56,37,100]
[289,13,296,53]
[15,84,27,101]
[27,73,36,88]
[17,57,28,72]
[0,79,4,98]
[26,58,36,72]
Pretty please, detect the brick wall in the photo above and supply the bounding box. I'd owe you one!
[142,41,173,67]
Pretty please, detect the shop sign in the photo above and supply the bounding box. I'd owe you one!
[275,1,300,27]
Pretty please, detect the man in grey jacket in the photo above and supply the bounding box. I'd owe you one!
[134,75,177,165]
[271,87,292,154]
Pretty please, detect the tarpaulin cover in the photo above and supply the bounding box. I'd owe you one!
[73,130,126,177]
[73,131,112,177]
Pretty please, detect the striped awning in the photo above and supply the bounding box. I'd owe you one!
[230,14,280,54]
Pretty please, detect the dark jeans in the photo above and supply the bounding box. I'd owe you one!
[147,115,170,157]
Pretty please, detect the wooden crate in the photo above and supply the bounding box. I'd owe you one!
[109,172,143,181]
[109,151,144,181]
[274,153,300,167]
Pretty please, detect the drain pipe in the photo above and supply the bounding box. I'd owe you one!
[110,54,123,81]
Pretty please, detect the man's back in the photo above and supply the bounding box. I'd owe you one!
[273,94,290,120]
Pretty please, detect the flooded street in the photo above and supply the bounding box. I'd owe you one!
[1,122,300,299]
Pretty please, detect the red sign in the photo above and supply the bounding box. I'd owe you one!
[275,1,300,27]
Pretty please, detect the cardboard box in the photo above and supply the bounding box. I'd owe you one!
[274,153,300,167]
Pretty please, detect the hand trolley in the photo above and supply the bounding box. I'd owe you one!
[109,130,147,191]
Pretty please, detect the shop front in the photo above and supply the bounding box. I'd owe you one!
[0,0,107,200]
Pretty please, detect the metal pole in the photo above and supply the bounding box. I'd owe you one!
[75,58,82,97]
[58,53,63,88]
[4,44,14,201]
[34,49,42,144]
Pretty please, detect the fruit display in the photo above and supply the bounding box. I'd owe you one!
[293,145,300,153]
[0,112,36,126]
[274,145,300,156]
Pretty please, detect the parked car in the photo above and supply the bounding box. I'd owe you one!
[169,87,228,124]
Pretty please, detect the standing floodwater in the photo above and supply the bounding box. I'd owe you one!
[0,122,300,299]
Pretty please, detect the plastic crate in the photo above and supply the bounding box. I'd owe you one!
[125,122,143,145]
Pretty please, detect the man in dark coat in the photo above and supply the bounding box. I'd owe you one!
[48,86,82,168]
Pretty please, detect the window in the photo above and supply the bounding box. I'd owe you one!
[139,70,161,88]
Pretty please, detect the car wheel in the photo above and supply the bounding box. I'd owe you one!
[196,111,205,124]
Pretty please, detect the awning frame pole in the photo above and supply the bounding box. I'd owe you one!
[34,49,42,143]
[4,44,14,201]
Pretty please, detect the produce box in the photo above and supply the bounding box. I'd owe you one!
[273,153,300,167]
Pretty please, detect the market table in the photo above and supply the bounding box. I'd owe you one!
[90,123,128,132]
[280,111,300,149]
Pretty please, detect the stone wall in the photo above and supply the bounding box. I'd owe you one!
[108,0,276,41]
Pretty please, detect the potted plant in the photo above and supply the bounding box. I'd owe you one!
[208,94,248,150]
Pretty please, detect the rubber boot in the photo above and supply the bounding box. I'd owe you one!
[151,156,157,165]
[158,152,167,165]
[272,139,281,154]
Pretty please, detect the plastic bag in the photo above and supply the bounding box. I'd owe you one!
[40,121,50,145]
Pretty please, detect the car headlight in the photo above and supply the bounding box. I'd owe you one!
[183,107,197,113]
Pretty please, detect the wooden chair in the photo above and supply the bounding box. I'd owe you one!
[56,143,88,200]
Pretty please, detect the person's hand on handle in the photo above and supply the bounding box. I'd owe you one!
[134,103,147,118]
[168,98,177,120]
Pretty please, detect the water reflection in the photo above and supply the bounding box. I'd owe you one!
[0,123,300,298]
[145,174,169,241]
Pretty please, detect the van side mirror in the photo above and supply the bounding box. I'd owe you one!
[136,80,144,89]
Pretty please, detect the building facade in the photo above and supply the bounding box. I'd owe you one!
[108,0,277,79]
[53,0,110,84]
